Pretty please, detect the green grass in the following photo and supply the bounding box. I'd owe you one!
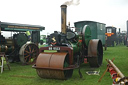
[0,45,128,85]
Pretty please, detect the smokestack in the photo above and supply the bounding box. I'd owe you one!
[127,20,128,36]
[0,21,1,35]
[61,5,67,34]
[126,20,128,47]
[119,28,120,34]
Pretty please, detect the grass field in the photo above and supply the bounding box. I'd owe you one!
[0,45,128,85]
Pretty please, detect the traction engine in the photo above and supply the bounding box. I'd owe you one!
[33,5,103,79]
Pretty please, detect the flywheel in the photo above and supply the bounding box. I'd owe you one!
[82,25,91,46]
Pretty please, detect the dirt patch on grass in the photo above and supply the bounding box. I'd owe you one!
[10,75,35,78]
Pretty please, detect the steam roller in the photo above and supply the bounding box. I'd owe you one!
[33,5,103,79]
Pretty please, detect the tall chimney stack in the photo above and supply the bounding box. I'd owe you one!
[119,28,120,34]
[126,20,128,47]
[61,5,67,34]
[127,20,128,37]
[0,21,1,35]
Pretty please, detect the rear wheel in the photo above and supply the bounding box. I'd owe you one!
[88,39,103,67]
[19,43,39,64]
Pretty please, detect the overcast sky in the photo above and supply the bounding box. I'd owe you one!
[0,0,128,37]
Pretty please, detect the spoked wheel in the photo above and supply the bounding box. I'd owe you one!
[88,39,103,67]
[35,52,73,79]
[19,43,39,65]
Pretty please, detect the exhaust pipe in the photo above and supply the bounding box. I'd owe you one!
[61,5,67,34]
[0,21,1,35]
[126,20,128,47]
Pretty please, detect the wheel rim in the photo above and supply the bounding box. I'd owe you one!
[88,39,103,67]
[19,43,39,64]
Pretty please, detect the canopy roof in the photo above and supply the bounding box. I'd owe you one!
[0,21,45,32]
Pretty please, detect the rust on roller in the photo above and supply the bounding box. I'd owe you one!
[88,39,98,56]
[36,52,67,69]
[36,69,51,78]
[48,70,65,79]
[36,53,53,67]
[50,52,67,69]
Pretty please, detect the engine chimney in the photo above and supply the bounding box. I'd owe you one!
[0,21,1,35]
[127,20,128,47]
[61,5,67,34]
[127,20,128,36]
[119,28,120,34]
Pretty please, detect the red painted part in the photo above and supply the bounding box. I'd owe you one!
[39,46,73,65]
[108,66,118,84]
[105,33,114,37]
[51,42,56,45]
[78,40,82,43]
[84,58,87,63]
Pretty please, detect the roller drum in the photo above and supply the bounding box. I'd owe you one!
[35,52,73,79]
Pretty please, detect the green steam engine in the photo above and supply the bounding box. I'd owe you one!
[33,5,103,79]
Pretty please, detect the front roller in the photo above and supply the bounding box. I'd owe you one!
[33,52,73,79]
[88,39,103,67]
